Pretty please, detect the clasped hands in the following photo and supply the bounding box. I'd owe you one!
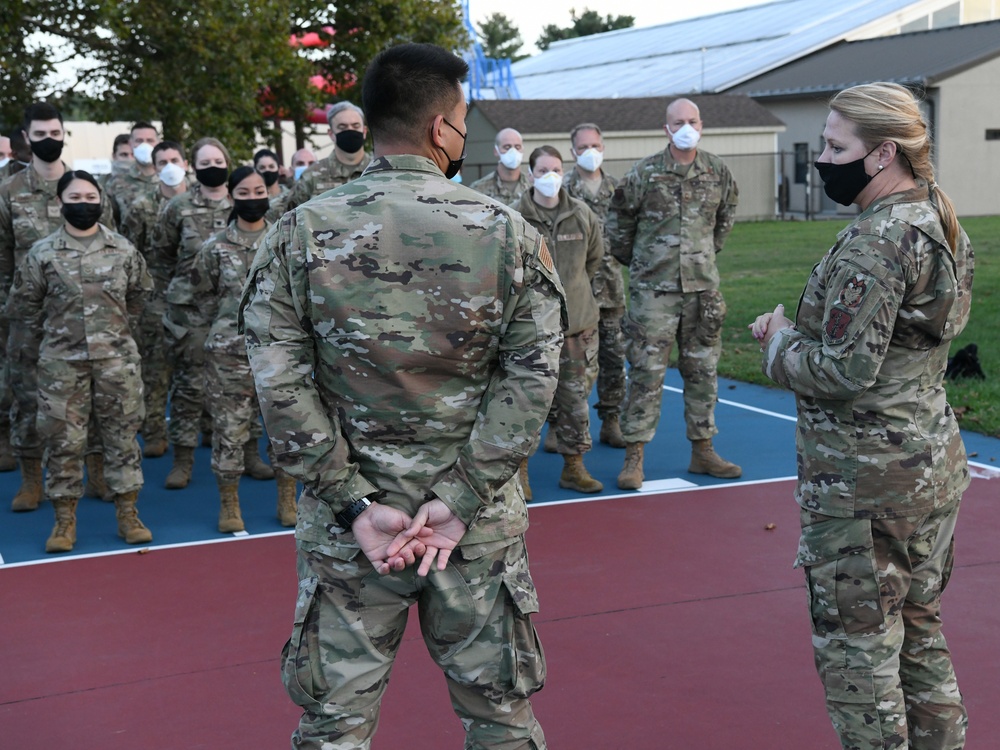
[352,498,468,577]
[748,303,794,350]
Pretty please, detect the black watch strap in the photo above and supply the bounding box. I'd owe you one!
[335,496,373,529]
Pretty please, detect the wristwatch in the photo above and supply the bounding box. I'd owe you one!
[335,496,373,529]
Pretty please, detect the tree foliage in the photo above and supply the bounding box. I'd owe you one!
[476,13,527,62]
[1,0,466,158]
[536,8,635,51]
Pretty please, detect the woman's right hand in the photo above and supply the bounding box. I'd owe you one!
[749,304,793,347]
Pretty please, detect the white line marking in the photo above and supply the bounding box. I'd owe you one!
[663,385,797,422]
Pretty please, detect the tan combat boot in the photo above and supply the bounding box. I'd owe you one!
[617,442,645,490]
[543,426,558,453]
[244,439,275,480]
[559,454,603,493]
[46,498,78,553]
[142,437,168,458]
[217,479,245,533]
[276,470,297,527]
[114,490,153,544]
[518,458,533,502]
[689,439,742,479]
[599,417,626,448]
[11,457,44,512]
[84,453,110,501]
[164,445,195,489]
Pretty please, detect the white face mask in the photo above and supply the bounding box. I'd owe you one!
[498,148,523,170]
[159,162,187,187]
[294,165,308,181]
[133,142,154,165]
[574,148,603,172]
[667,123,701,151]
[533,172,563,198]
[0,157,10,170]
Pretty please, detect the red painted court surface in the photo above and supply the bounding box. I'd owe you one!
[2,375,998,749]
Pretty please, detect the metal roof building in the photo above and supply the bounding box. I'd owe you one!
[509,0,976,99]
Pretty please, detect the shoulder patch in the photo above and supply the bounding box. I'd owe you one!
[838,275,868,309]
[825,308,853,344]
[538,239,555,274]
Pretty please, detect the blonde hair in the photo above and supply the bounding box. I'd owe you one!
[829,83,959,253]
[190,136,232,169]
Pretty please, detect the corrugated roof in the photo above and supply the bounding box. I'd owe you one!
[731,19,1000,97]
[471,95,784,133]
[508,0,955,99]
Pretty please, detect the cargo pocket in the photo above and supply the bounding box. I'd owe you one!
[281,575,328,711]
[795,517,885,639]
[500,554,546,699]
[695,289,727,345]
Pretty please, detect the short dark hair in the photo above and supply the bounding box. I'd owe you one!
[362,43,468,145]
[253,148,279,166]
[130,121,157,135]
[22,102,63,133]
[529,145,562,171]
[56,169,101,199]
[153,140,185,163]
[112,133,131,155]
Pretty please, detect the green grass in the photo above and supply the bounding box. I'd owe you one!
[714,216,1000,438]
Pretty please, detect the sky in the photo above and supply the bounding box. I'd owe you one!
[467,0,770,54]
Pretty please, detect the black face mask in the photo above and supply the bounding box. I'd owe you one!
[233,197,271,223]
[258,169,280,187]
[814,144,880,206]
[335,129,366,154]
[30,137,64,163]
[62,201,103,231]
[196,166,229,188]
[439,118,466,180]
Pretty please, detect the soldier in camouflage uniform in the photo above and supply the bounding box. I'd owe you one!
[182,166,288,533]
[103,121,160,227]
[120,140,189,458]
[752,83,973,750]
[0,102,116,510]
[607,97,741,489]
[0,129,31,183]
[469,127,531,205]
[564,122,627,448]
[150,136,233,489]
[241,43,564,750]
[513,146,604,497]
[253,148,292,222]
[284,103,371,211]
[5,170,153,553]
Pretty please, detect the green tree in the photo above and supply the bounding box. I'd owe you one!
[476,13,527,61]
[536,8,635,51]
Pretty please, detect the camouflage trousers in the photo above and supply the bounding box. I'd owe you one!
[205,350,266,482]
[620,289,726,443]
[0,316,11,447]
[594,306,626,421]
[36,356,144,499]
[285,535,547,749]
[549,327,599,455]
[7,323,43,458]
[137,293,170,445]
[163,309,209,448]
[796,500,967,750]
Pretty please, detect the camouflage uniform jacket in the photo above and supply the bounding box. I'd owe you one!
[5,224,152,361]
[120,183,175,266]
[104,162,158,226]
[191,221,267,356]
[564,166,625,309]
[241,154,566,551]
[149,182,231,292]
[285,151,372,211]
[607,147,738,293]
[512,187,603,335]
[468,169,531,206]
[0,163,116,307]
[763,186,974,519]
[265,185,291,223]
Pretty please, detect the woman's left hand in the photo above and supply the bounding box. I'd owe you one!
[749,304,794,348]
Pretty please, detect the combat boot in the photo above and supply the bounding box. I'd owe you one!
[84,453,110,501]
[518,458,532,502]
[217,479,245,533]
[543,426,558,453]
[689,439,742,479]
[114,490,153,544]
[142,438,168,458]
[276,470,298,527]
[617,442,645,490]
[244,439,275,480]
[599,417,626,448]
[165,445,195,489]
[45,497,78,553]
[559,454,603,493]
[0,429,16,472]
[11,456,43,512]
